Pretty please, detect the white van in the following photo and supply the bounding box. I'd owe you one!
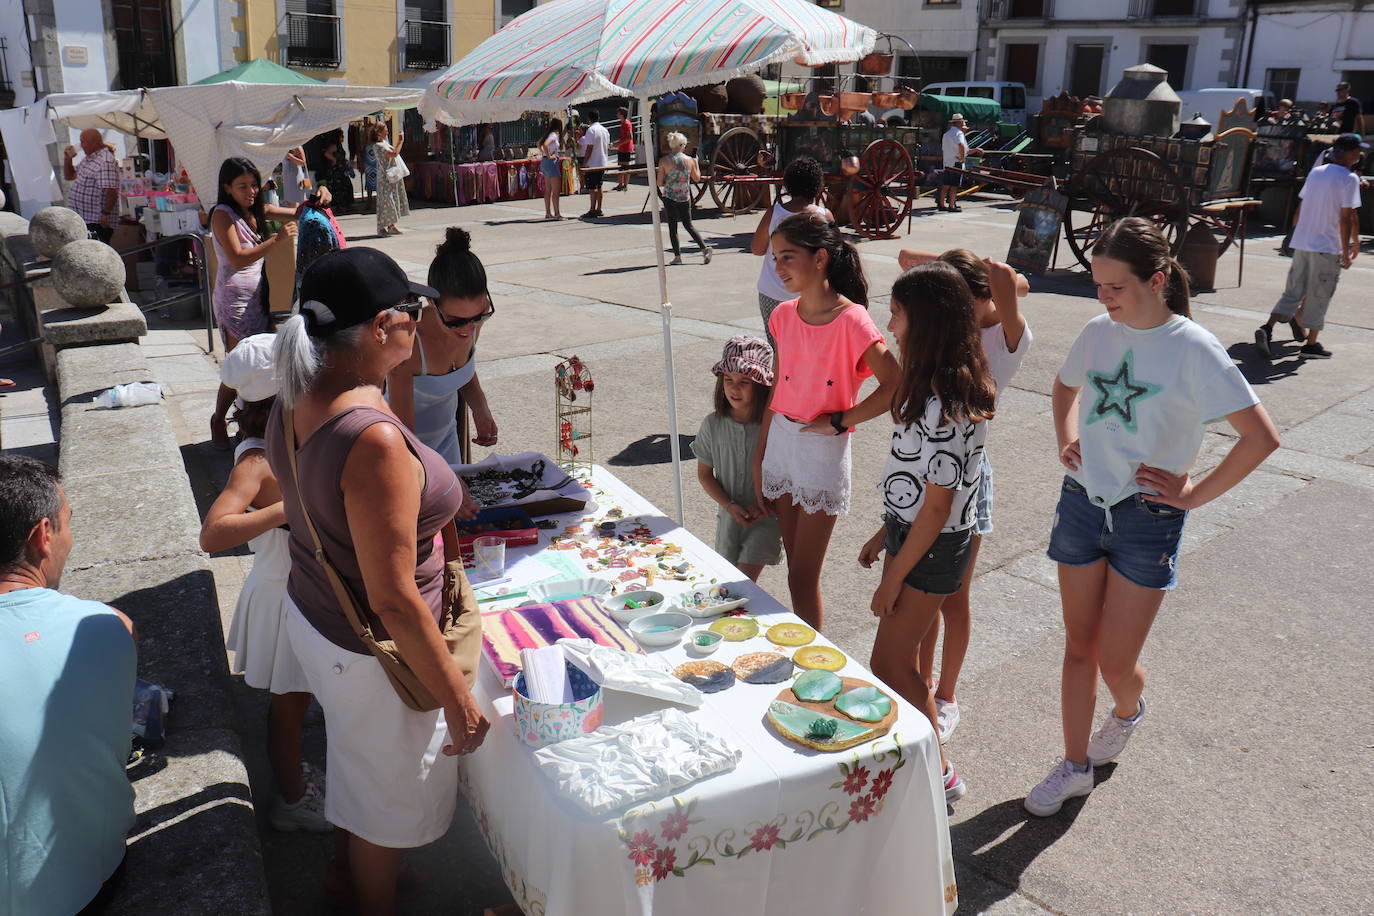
[1175,88,1273,123]
[921,81,1030,126]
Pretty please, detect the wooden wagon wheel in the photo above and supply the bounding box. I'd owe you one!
[1062,146,1188,270]
[850,138,914,240]
[707,127,770,215]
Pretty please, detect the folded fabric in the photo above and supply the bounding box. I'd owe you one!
[533,708,740,815]
[557,637,702,708]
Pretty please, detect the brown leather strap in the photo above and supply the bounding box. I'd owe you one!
[280,406,379,644]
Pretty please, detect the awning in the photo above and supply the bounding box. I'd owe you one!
[918,92,1001,122]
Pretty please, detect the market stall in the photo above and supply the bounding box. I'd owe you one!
[457,464,957,916]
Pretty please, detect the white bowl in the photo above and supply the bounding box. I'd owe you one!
[527,577,614,604]
[603,590,666,624]
[686,629,724,656]
[628,612,693,648]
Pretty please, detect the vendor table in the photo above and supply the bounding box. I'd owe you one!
[459,467,957,916]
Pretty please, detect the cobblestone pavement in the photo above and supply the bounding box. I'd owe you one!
[135,186,1374,914]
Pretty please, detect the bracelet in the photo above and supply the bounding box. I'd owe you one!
[829,411,847,435]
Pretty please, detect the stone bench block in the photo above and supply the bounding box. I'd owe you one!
[56,342,153,406]
[43,299,147,349]
[62,464,203,570]
[59,398,182,478]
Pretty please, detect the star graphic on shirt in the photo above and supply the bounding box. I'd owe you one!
[1085,349,1161,434]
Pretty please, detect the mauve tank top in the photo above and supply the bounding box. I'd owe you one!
[266,401,463,654]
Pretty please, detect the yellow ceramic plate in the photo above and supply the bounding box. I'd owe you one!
[792,645,846,671]
[708,616,759,641]
[767,622,817,647]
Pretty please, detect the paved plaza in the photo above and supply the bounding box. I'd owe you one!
[8,186,1371,914]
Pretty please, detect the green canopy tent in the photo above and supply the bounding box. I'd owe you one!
[918,92,1001,123]
[192,58,325,86]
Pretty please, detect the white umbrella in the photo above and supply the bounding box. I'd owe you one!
[420,0,877,523]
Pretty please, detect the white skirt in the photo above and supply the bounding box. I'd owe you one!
[226,528,311,695]
[285,601,459,848]
[761,413,853,516]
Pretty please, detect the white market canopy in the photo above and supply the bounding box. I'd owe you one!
[2,81,423,216]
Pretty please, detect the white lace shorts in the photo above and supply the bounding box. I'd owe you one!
[761,413,852,516]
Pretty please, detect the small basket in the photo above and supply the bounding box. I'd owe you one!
[513,662,603,748]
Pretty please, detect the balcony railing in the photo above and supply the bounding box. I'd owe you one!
[404,18,450,71]
[284,11,341,70]
[985,0,1053,20]
[1128,0,1196,16]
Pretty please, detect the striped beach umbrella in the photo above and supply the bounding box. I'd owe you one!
[419,0,877,525]
[421,0,875,125]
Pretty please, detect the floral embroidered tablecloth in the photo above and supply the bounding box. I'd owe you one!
[458,467,958,916]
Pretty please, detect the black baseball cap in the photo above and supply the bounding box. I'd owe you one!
[298,247,438,336]
[1332,132,1370,152]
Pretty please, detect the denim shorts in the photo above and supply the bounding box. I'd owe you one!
[974,457,993,536]
[1046,476,1187,590]
[884,516,975,596]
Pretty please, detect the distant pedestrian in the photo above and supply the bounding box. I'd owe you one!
[281,145,311,206]
[657,132,711,265]
[200,334,329,834]
[693,336,781,583]
[752,155,830,349]
[371,121,410,236]
[938,114,968,212]
[1024,217,1278,817]
[578,111,611,218]
[540,117,564,220]
[615,106,635,191]
[319,129,354,215]
[62,128,119,242]
[1255,132,1367,359]
[1332,82,1364,135]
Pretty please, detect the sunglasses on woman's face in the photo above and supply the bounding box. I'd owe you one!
[437,296,496,329]
[392,296,424,317]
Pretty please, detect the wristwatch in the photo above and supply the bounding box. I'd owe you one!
[829,411,847,435]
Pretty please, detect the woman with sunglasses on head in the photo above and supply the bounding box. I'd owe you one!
[388,228,498,468]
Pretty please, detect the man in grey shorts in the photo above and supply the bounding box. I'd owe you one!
[1256,133,1367,359]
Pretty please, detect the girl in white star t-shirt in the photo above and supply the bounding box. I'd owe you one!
[1024,217,1280,818]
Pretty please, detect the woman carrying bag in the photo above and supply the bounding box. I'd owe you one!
[266,247,487,913]
[372,121,410,236]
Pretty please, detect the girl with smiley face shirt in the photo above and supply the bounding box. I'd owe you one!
[860,261,996,804]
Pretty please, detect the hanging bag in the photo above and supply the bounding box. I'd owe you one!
[281,407,482,711]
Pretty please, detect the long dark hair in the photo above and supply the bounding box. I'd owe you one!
[216,157,266,230]
[1092,217,1192,318]
[890,261,996,426]
[713,375,769,424]
[771,211,868,305]
[546,117,563,138]
[428,227,487,299]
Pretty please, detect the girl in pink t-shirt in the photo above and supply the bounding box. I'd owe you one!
[755,212,901,630]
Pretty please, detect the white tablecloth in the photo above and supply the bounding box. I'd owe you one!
[460,467,958,916]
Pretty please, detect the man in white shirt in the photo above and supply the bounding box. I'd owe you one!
[1256,133,1367,359]
[578,112,612,219]
[939,114,973,213]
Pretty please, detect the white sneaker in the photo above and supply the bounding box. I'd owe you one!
[943,763,967,804]
[936,698,960,743]
[1024,758,1094,816]
[270,783,331,832]
[1087,696,1146,765]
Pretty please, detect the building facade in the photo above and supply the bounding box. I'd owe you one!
[1238,0,1374,108]
[225,0,511,87]
[836,0,983,89]
[977,0,1248,108]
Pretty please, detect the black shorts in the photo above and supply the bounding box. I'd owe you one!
[583,168,606,190]
[941,169,963,188]
[883,516,974,596]
[617,151,632,168]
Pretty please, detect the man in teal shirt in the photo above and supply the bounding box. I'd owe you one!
[0,456,136,915]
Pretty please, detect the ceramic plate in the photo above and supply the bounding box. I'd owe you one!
[527,577,614,604]
[678,595,751,618]
[792,645,847,671]
[766,622,816,647]
[708,616,760,641]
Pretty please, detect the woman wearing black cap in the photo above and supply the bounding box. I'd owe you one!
[266,247,488,912]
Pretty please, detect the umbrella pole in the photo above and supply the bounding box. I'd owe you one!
[639,94,685,526]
